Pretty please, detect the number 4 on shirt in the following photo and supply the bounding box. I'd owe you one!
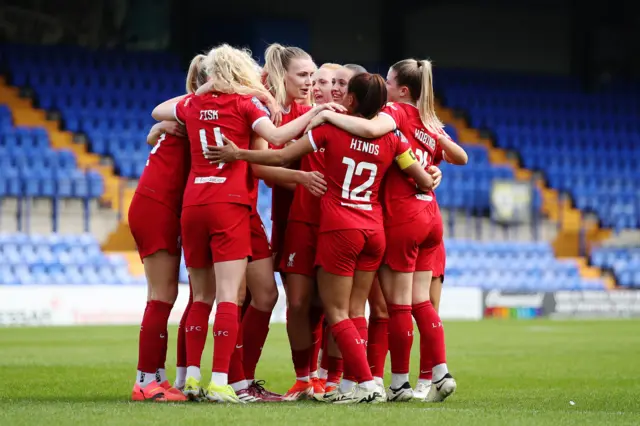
[199,127,225,169]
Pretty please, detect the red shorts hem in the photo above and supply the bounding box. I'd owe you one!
[128,193,181,262]
[181,203,251,268]
[250,214,272,262]
[315,229,385,277]
[280,221,319,277]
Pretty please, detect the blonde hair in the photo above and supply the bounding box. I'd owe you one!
[263,43,311,106]
[202,44,270,98]
[391,59,443,133]
[320,63,341,70]
[185,54,207,94]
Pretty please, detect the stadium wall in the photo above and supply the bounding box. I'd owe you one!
[0,286,483,326]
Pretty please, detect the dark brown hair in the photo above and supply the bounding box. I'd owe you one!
[347,73,387,119]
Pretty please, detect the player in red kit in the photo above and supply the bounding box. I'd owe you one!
[128,54,212,403]
[226,135,327,402]
[309,62,342,397]
[206,72,435,404]
[152,44,341,403]
[305,58,467,402]
[261,45,327,400]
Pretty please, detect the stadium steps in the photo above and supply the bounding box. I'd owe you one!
[121,250,145,278]
[0,76,123,212]
[561,257,616,289]
[436,102,615,286]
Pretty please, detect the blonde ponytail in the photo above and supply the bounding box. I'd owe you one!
[263,43,311,106]
[392,58,444,133]
[417,60,444,133]
[185,54,207,94]
[202,44,270,99]
[263,44,288,106]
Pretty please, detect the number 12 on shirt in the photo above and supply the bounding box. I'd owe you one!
[199,127,225,169]
[341,157,377,202]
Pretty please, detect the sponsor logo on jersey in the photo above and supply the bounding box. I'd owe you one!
[194,176,227,184]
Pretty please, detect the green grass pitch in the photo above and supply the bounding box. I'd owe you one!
[1,320,639,425]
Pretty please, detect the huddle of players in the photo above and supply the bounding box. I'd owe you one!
[129,42,468,404]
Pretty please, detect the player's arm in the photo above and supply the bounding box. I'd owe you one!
[206,133,315,167]
[252,103,347,146]
[304,110,395,138]
[249,136,327,195]
[151,95,187,121]
[396,148,434,192]
[438,134,468,165]
[146,121,186,146]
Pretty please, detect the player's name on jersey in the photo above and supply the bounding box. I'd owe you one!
[350,138,380,155]
[199,110,219,120]
[414,128,436,150]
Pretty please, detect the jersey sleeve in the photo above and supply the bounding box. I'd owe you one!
[393,130,418,170]
[174,94,194,125]
[308,124,331,152]
[240,96,271,130]
[378,103,404,131]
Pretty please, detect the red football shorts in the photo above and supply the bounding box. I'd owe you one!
[128,193,181,261]
[430,240,446,279]
[181,203,251,268]
[280,221,319,277]
[316,229,385,277]
[250,213,272,262]
[271,219,288,273]
[384,205,443,273]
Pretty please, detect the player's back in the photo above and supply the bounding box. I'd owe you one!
[137,132,190,214]
[310,124,404,232]
[175,92,270,207]
[380,103,443,225]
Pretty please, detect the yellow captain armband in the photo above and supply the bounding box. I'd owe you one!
[396,148,417,170]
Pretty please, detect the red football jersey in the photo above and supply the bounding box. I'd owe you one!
[136,132,190,215]
[174,93,270,207]
[269,102,313,222]
[308,124,409,232]
[288,141,323,225]
[247,169,260,214]
[379,102,443,226]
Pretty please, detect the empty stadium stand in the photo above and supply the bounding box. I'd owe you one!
[591,246,640,289]
[437,69,639,233]
[0,45,633,288]
[0,233,144,285]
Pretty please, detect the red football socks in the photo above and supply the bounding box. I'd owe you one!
[331,319,372,383]
[185,301,212,368]
[176,288,193,368]
[241,305,272,381]
[388,304,413,375]
[212,302,239,374]
[412,300,446,377]
[228,306,246,385]
[137,300,173,373]
[367,316,389,379]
